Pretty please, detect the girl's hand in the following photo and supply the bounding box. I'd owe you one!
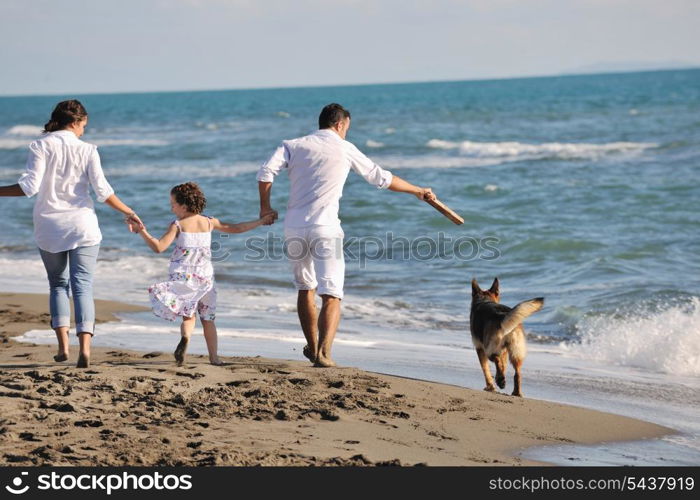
[125,213,144,233]
[128,219,144,233]
[129,213,144,228]
[261,213,276,226]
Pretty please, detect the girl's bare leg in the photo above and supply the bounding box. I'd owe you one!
[175,315,195,366]
[201,318,221,365]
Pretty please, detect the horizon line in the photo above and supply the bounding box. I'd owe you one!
[1,66,698,99]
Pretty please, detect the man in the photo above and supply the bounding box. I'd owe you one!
[257,103,435,367]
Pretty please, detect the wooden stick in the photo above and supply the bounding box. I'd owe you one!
[425,197,464,225]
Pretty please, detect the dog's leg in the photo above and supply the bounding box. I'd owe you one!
[477,347,496,392]
[495,350,508,390]
[507,327,526,397]
[511,358,523,397]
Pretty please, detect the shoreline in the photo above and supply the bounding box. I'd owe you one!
[0,292,673,466]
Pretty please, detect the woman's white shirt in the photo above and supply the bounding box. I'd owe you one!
[18,130,114,253]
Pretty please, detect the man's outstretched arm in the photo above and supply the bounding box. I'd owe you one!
[258,181,278,220]
[388,175,435,201]
[347,143,434,201]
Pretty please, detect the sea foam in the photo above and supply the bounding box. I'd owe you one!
[89,139,169,147]
[426,138,657,161]
[0,125,43,148]
[372,154,505,169]
[0,138,33,150]
[562,297,700,377]
[105,161,259,178]
[1,124,169,149]
[6,124,43,136]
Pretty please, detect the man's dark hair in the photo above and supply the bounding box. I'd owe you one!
[318,103,351,129]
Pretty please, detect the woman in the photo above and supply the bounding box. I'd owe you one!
[0,100,141,368]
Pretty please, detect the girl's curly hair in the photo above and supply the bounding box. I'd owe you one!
[171,182,206,214]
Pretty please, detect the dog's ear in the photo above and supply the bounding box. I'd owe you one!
[471,278,480,295]
[489,277,499,295]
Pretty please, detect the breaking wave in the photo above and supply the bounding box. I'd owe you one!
[561,297,700,376]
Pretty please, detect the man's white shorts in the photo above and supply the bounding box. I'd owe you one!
[284,225,345,299]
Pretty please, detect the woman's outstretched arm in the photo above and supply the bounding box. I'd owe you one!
[104,193,143,230]
[0,184,25,196]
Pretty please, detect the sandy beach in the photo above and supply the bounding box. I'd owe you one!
[0,293,672,466]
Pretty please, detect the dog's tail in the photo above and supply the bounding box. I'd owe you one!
[500,298,544,335]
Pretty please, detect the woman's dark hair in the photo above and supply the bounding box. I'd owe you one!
[318,103,351,129]
[171,182,207,214]
[43,100,88,133]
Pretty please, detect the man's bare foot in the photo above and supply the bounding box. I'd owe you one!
[76,354,89,368]
[209,357,224,366]
[174,337,189,366]
[54,352,68,362]
[314,354,336,368]
[302,344,316,364]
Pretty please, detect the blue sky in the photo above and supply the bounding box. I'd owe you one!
[1,0,698,96]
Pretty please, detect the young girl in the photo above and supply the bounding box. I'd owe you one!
[131,182,274,366]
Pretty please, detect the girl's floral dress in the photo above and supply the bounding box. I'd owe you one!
[148,218,216,321]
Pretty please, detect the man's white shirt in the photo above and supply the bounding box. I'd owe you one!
[257,129,393,228]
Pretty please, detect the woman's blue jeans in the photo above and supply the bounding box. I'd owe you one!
[38,245,100,335]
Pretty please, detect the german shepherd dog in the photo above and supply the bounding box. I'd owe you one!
[470,278,543,397]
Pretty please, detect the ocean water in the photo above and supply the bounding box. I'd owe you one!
[1,69,699,465]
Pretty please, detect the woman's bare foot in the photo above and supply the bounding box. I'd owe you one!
[209,357,224,366]
[314,354,336,368]
[302,344,316,364]
[174,337,189,366]
[54,352,68,362]
[76,353,89,368]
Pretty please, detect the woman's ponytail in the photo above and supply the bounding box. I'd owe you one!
[43,119,61,133]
